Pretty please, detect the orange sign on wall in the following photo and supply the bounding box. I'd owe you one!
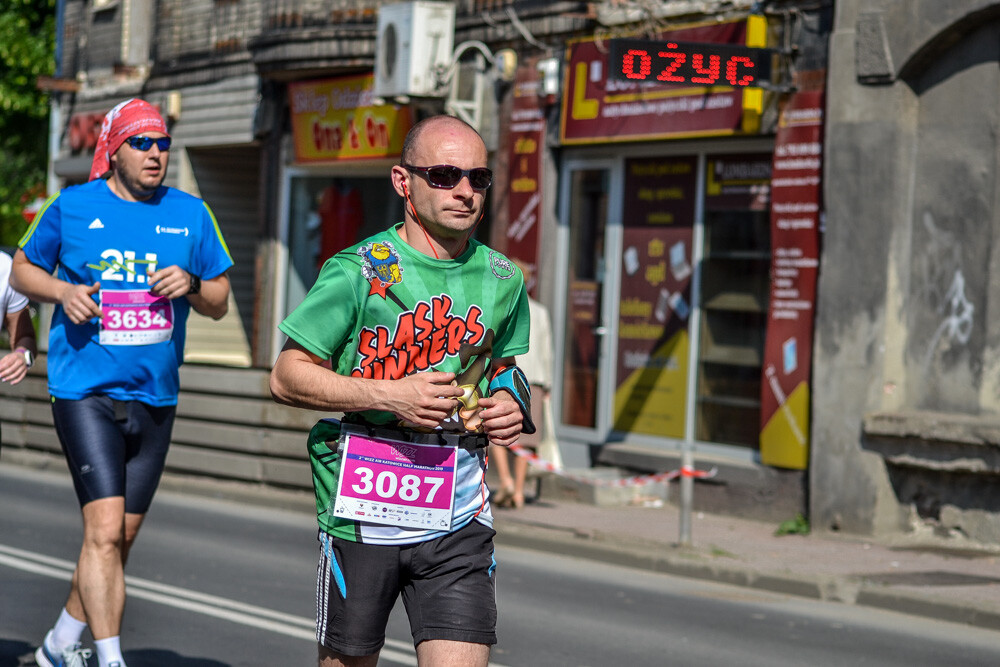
[288,74,412,162]
[69,112,106,152]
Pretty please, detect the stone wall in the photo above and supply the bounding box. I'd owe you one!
[813,0,1000,543]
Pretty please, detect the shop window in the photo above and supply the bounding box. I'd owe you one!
[285,176,403,317]
[695,154,772,448]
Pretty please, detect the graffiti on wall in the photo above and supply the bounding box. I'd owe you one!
[918,212,974,370]
[924,269,974,368]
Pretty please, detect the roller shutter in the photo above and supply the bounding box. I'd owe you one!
[183,146,259,367]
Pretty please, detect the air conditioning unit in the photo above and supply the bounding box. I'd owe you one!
[375,1,456,99]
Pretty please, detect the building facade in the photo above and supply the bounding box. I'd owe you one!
[13,0,997,546]
[817,0,1000,543]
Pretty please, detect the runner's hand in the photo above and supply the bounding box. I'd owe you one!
[61,282,102,324]
[387,371,465,428]
[477,393,522,447]
[0,350,29,385]
[148,265,194,300]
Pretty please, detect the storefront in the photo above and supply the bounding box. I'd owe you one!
[274,74,413,357]
[551,16,823,470]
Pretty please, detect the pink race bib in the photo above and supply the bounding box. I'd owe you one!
[334,431,457,530]
[99,289,174,346]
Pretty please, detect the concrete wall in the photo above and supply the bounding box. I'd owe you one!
[0,358,324,496]
[814,0,1000,542]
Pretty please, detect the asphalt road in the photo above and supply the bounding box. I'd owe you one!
[3,463,1000,666]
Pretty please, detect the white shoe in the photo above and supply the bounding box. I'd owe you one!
[34,632,92,667]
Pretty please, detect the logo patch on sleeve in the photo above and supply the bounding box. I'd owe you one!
[489,251,515,280]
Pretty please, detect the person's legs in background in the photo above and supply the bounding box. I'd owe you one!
[509,450,531,509]
[489,445,515,506]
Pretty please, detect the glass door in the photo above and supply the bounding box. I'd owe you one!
[612,155,698,439]
[555,167,614,437]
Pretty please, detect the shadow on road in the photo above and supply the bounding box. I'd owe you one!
[0,638,33,667]
[0,640,230,667]
[125,650,229,666]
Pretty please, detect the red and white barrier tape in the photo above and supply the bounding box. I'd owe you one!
[507,444,717,487]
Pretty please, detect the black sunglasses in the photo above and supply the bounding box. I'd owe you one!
[402,164,492,190]
[125,135,172,152]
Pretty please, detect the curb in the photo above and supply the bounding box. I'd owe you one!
[493,520,1000,634]
[493,521,826,598]
[855,587,1000,632]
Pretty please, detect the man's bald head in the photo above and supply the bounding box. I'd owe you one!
[401,115,484,166]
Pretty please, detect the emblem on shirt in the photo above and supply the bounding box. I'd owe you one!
[489,251,515,280]
[359,241,403,299]
[87,248,159,283]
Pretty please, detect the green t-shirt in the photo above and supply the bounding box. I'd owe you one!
[280,224,530,544]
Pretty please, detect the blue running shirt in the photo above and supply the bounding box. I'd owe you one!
[19,179,233,405]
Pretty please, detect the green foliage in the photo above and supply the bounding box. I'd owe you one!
[0,0,56,246]
[709,544,737,559]
[775,513,810,536]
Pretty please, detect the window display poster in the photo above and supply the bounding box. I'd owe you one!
[759,89,824,469]
[614,156,697,437]
[704,153,772,211]
[289,74,412,162]
[505,61,546,296]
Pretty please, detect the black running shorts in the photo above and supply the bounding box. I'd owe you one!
[51,395,176,514]
[315,519,498,657]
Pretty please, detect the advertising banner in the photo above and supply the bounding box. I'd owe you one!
[759,90,824,469]
[289,74,412,162]
[505,62,546,296]
[560,21,754,145]
[613,156,697,437]
[704,153,772,211]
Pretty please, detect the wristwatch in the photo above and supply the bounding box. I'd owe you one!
[188,273,201,295]
[16,347,33,368]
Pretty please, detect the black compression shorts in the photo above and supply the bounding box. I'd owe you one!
[315,519,498,657]
[51,395,176,514]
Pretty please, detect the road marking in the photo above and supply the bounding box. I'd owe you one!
[0,543,419,666]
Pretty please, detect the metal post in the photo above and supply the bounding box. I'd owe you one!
[678,444,693,546]
[678,153,706,547]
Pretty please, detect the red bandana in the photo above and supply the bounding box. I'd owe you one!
[89,98,170,181]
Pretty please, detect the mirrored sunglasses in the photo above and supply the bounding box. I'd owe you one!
[402,164,492,190]
[125,135,172,152]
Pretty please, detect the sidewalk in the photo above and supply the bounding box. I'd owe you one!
[488,470,1000,633]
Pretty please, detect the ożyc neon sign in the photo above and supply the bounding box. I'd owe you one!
[608,39,773,87]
